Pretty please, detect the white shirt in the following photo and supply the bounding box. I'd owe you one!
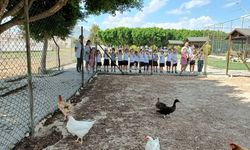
[139,53,144,62]
[84,45,91,61]
[187,46,192,56]
[104,53,109,59]
[171,52,178,64]
[198,52,204,60]
[75,42,82,58]
[97,54,102,62]
[167,52,172,62]
[148,54,152,60]
[144,54,149,63]
[159,54,165,63]
[118,54,123,61]
[153,54,158,61]
[134,55,139,62]
[130,54,134,63]
[123,53,129,61]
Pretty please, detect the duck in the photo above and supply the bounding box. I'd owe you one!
[156,99,180,118]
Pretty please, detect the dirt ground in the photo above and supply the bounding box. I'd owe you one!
[15,75,250,150]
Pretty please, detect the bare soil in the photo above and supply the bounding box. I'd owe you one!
[14,75,250,150]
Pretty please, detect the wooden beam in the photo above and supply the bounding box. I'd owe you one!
[226,35,231,75]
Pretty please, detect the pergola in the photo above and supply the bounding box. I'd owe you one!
[187,37,209,48]
[168,40,184,46]
[226,28,250,74]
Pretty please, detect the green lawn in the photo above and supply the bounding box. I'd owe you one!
[1,48,73,59]
[208,57,250,70]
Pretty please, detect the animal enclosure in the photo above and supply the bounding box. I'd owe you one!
[15,75,250,149]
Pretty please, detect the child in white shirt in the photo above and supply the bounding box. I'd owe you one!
[159,50,165,73]
[171,48,178,74]
[129,49,135,73]
[96,50,102,71]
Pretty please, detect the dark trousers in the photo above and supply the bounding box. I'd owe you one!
[76,57,83,72]
[198,60,204,72]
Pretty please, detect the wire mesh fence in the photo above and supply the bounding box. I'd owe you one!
[204,14,250,55]
[0,4,92,149]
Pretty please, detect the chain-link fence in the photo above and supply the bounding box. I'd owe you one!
[204,14,250,55]
[0,3,94,149]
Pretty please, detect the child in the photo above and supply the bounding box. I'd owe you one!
[96,49,102,72]
[197,49,204,74]
[189,48,196,73]
[148,50,153,72]
[166,49,172,73]
[171,47,178,74]
[153,51,158,72]
[138,49,144,73]
[144,50,149,72]
[103,48,109,72]
[129,49,135,73]
[123,48,129,72]
[134,51,139,71]
[159,50,165,73]
[118,49,123,70]
[111,48,116,72]
[89,47,96,73]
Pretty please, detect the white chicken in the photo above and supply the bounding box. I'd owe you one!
[144,136,160,150]
[66,116,95,144]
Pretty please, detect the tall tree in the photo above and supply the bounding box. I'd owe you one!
[0,0,143,34]
[28,0,82,74]
[88,24,100,45]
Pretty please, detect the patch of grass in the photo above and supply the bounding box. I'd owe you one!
[208,57,250,70]
[1,48,73,59]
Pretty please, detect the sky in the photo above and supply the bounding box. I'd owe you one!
[75,0,250,33]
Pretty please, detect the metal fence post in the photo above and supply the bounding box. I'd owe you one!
[81,26,84,87]
[24,0,34,135]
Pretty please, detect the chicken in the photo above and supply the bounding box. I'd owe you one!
[144,136,160,150]
[155,98,166,110]
[57,95,73,120]
[230,143,247,150]
[156,99,180,118]
[66,116,95,144]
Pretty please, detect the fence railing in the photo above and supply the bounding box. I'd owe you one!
[0,4,89,149]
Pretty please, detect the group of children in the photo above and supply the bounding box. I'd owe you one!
[95,47,179,74]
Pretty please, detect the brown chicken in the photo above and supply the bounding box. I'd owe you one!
[57,95,73,120]
[230,143,247,150]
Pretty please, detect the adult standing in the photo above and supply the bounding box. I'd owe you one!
[75,35,84,72]
[85,40,92,72]
[179,45,188,75]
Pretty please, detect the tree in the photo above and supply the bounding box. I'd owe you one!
[0,0,143,34]
[98,27,226,47]
[88,24,100,45]
[0,0,68,34]
[28,0,82,74]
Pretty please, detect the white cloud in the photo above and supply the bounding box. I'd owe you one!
[103,0,167,28]
[142,16,215,30]
[168,0,210,15]
[182,0,210,9]
[102,0,214,30]
[143,0,168,14]
[223,0,240,8]
[104,14,215,30]
[223,2,237,8]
